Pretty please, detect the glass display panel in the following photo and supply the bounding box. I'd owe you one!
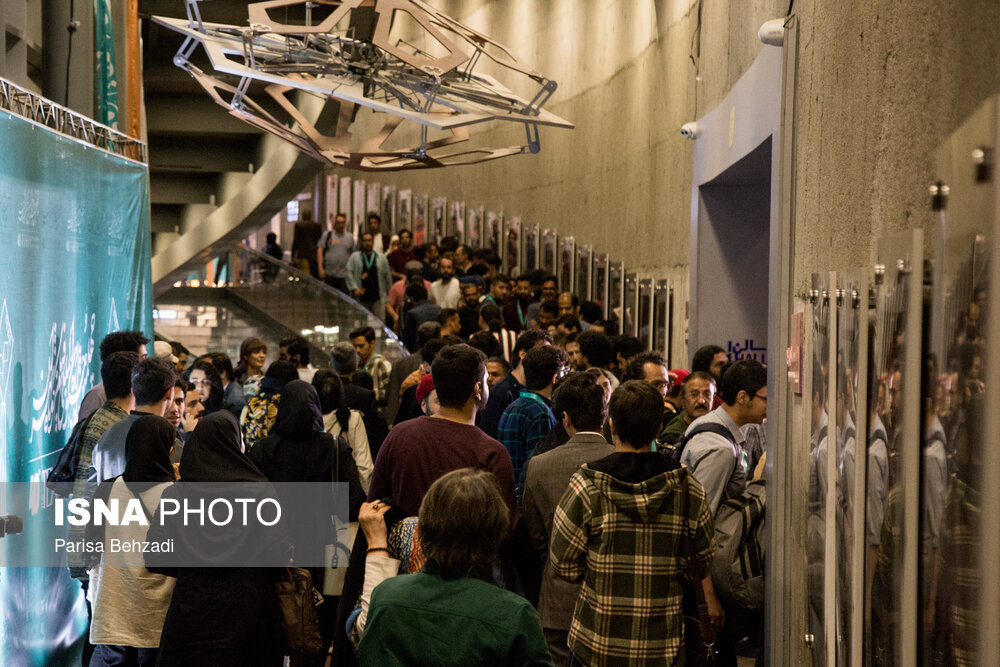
[654,279,669,355]
[542,229,557,274]
[638,278,653,350]
[467,205,483,247]
[576,245,593,301]
[624,272,638,337]
[560,237,575,292]
[807,273,833,667]
[609,262,624,334]
[593,253,609,319]
[485,211,502,255]
[506,216,521,278]
[430,196,446,245]
[524,225,539,272]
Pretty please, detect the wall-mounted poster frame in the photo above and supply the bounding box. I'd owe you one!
[449,201,465,242]
[325,174,338,229]
[593,253,609,318]
[352,178,366,239]
[413,194,428,245]
[609,261,624,333]
[381,185,396,235]
[560,236,576,293]
[397,189,412,235]
[624,271,639,337]
[653,278,669,357]
[339,175,352,229]
[506,216,521,278]
[541,229,557,274]
[638,278,654,349]
[467,205,483,247]
[576,244,593,301]
[523,224,540,273]
[486,210,502,256]
[430,196,446,245]
[366,182,380,224]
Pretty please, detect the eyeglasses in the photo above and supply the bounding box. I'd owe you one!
[751,393,767,403]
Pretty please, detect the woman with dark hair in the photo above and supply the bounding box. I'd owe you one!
[185,359,225,415]
[234,337,268,396]
[88,416,177,665]
[311,369,373,492]
[147,411,290,667]
[480,303,517,363]
[357,468,552,666]
[249,380,366,667]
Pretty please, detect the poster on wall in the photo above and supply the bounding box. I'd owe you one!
[653,279,670,358]
[542,229,557,274]
[560,236,575,291]
[467,206,482,247]
[366,182,381,224]
[449,201,465,242]
[413,194,428,245]
[506,216,521,277]
[0,111,155,666]
[486,211,502,255]
[397,189,412,234]
[431,197,446,244]
[609,261,624,331]
[524,225,539,272]
[325,174,338,229]
[352,179,366,239]
[593,253,608,316]
[576,245,593,301]
[381,185,396,235]
[338,175,352,227]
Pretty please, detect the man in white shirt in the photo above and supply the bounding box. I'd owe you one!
[429,257,461,308]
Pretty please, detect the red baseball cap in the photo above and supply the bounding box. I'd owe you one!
[668,368,689,384]
[416,374,436,404]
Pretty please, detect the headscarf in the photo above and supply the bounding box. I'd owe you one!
[179,411,267,482]
[123,415,176,488]
[273,380,324,439]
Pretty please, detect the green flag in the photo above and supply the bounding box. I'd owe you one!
[94,0,118,128]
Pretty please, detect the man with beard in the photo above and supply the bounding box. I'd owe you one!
[658,371,716,447]
[503,276,536,332]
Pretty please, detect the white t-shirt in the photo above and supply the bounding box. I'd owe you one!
[429,279,461,309]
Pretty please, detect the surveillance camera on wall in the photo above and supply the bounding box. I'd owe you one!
[759,18,785,46]
[680,122,698,140]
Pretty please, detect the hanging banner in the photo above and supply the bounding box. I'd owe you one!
[0,109,153,665]
[94,0,119,129]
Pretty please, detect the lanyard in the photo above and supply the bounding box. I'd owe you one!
[516,300,526,327]
[362,252,376,272]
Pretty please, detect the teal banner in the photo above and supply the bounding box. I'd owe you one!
[95,0,119,129]
[0,110,153,665]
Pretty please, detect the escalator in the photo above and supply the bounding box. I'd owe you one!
[155,245,407,365]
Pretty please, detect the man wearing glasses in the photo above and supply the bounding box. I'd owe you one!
[677,358,767,666]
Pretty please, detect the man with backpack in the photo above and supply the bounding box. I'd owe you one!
[676,358,767,666]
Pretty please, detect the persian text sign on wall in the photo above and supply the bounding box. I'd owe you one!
[727,338,767,365]
[0,109,153,666]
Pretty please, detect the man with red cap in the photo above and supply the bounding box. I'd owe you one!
[415,374,439,416]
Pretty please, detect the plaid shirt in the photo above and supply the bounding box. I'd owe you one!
[497,391,555,486]
[363,353,392,405]
[69,400,129,579]
[550,454,715,666]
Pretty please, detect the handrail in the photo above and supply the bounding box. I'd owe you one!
[221,244,405,348]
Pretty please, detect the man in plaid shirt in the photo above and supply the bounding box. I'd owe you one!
[497,344,567,493]
[550,381,724,666]
[350,326,392,408]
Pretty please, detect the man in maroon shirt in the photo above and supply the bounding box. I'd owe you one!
[386,228,418,281]
[366,343,518,522]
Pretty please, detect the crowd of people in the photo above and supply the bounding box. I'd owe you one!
[64,216,772,666]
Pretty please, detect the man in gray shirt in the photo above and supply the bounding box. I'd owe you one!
[318,212,355,292]
[680,359,767,515]
[91,358,177,484]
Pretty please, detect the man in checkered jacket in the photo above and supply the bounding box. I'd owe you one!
[550,380,724,666]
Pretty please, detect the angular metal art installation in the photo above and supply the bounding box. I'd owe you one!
[153,0,573,171]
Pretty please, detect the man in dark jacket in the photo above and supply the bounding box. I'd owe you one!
[402,284,441,352]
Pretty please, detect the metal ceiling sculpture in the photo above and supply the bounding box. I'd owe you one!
[153,0,573,171]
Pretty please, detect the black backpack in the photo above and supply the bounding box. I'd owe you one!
[667,422,738,465]
[45,414,94,496]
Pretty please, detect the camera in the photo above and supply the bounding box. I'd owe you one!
[0,515,23,537]
[680,122,698,140]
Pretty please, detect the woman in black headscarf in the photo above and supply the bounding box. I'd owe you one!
[88,415,177,665]
[249,380,365,667]
[148,411,289,667]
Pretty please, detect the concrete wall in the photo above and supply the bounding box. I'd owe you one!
[333,0,1000,360]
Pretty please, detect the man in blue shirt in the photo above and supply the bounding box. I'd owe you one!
[497,344,567,494]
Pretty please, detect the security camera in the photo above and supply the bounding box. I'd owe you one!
[759,19,785,46]
[680,122,698,140]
